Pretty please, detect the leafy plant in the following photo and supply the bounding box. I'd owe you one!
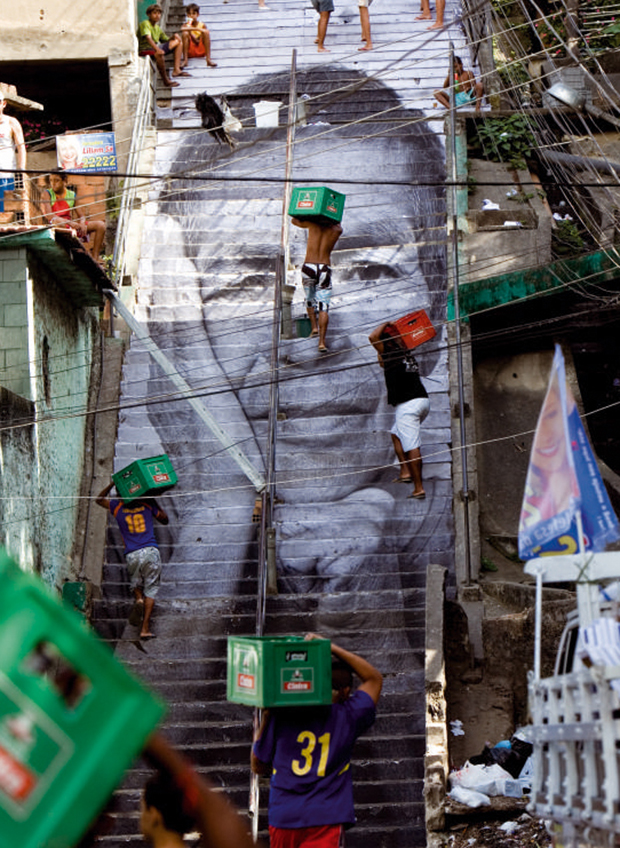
[106,180,124,222]
[508,190,535,203]
[475,114,536,171]
[552,218,584,256]
[481,556,499,572]
[534,11,568,56]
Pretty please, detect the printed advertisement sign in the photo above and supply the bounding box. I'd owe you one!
[56,133,117,174]
[519,345,620,560]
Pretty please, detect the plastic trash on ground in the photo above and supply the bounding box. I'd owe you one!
[449,761,516,797]
[449,785,491,807]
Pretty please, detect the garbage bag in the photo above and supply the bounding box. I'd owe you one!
[449,785,491,807]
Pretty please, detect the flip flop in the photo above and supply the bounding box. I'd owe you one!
[408,491,426,500]
[173,71,193,77]
[392,477,413,484]
[318,345,328,353]
[128,600,145,626]
[140,633,157,640]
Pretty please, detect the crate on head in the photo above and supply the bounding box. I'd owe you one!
[0,548,165,848]
[288,186,345,224]
[386,309,436,351]
[227,636,333,708]
[112,454,177,504]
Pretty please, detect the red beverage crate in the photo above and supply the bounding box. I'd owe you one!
[388,310,436,350]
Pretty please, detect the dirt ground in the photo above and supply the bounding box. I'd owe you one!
[445,802,551,847]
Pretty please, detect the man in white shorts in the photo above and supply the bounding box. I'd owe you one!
[358,0,373,50]
[369,322,431,499]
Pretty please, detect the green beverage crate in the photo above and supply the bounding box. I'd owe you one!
[227,636,332,707]
[0,548,165,848]
[288,186,346,224]
[112,454,177,503]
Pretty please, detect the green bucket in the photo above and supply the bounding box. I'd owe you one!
[296,316,312,338]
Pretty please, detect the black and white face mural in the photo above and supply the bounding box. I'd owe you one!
[140,67,452,650]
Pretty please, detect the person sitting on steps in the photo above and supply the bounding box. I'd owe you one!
[138,4,186,87]
[181,4,217,69]
[434,56,484,113]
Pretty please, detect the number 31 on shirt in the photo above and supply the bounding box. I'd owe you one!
[292,731,331,776]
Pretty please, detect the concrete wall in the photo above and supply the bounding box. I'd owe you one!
[0,249,98,588]
[0,249,30,398]
[1,1,136,60]
[1,2,149,172]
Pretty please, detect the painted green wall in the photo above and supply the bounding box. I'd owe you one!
[0,249,98,588]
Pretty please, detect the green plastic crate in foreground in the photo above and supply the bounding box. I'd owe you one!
[112,453,177,503]
[227,636,332,707]
[288,186,345,224]
[0,549,165,848]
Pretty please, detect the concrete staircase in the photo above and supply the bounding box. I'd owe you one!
[88,2,465,845]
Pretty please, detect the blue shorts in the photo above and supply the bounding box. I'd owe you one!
[139,41,174,56]
[311,0,335,12]
[303,264,332,311]
[0,176,14,212]
[454,89,475,107]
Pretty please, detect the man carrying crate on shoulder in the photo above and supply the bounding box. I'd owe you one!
[368,321,431,499]
[291,217,342,354]
[251,634,382,848]
[96,482,169,639]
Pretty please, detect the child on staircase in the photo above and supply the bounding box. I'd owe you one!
[181,4,217,69]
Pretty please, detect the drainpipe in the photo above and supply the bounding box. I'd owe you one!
[539,149,620,179]
[448,45,473,586]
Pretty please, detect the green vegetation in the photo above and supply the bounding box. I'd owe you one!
[475,114,536,171]
[481,556,499,572]
[552,218,585,256]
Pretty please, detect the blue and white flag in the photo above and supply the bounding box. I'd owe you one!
[518,345,619,560]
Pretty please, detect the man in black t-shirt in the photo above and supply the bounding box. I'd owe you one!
[369,322,430,499]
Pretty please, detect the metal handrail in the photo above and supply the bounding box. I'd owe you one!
[250,49,298,843]
[111,57,156,287]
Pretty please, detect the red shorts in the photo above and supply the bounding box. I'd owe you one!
[187,38,206,57]
[269,825,344,848]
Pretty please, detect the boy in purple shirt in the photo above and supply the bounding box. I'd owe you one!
[96,481,168,638]
[252,635,382,848]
